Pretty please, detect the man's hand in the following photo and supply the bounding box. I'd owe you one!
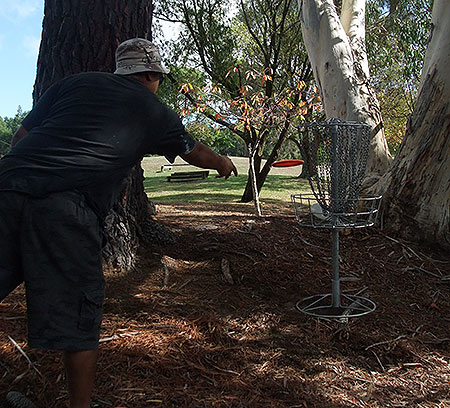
[216,155,238,179]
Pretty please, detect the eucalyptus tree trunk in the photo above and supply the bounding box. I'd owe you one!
[372,0,450,249]
[298,0,392,182]
[33,0,171,271]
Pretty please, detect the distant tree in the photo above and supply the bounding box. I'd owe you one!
[367,0,432,90]
[34,0,161,271]
[376,88,411,155]
[186,120,247,157]
[0,107,29,155]
[0,118,9,155]
[366,0,433,154]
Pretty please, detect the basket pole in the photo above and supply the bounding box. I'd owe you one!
[330,123,341,308]
[331,228,341,308]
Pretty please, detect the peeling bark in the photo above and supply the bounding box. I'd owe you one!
[298,0,392,179]
[372,0,450,249]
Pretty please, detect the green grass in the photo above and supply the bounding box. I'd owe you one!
[143,172,311,205]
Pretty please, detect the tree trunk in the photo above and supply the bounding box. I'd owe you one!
[372,0,450,249]
[241,136,288,203]
[242,150,261,203]
[33,0,171,270]
[248,147,262,216]
[240,100,301,203]
[34,1,154,101]
[298,0,392,182]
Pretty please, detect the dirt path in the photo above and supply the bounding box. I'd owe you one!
[1,202,449,407]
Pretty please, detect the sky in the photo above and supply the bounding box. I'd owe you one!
[0,0,44,117]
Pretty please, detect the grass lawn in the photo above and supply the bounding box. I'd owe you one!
[142,156,311,205]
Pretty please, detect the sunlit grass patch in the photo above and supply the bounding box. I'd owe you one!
[143,172,311,205]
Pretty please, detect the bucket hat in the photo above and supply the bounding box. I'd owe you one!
[114,38,170,75]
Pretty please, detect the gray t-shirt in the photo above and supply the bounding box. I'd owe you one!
[0,72,195,219]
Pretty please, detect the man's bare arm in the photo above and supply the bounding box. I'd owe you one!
[180,142,238,179]
[11,125,28,147]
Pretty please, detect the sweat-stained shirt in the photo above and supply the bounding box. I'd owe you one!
[0,72,196,220]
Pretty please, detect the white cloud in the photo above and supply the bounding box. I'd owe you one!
[0,0,40,20]
[23,35,40,57]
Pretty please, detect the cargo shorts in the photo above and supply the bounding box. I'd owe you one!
[0,191,104,351]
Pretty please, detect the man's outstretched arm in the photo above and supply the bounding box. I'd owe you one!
[180,142,238,179]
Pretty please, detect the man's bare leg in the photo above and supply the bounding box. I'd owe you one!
[64,349,98,408]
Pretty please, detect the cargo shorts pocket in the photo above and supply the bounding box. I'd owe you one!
[78,290,104,332]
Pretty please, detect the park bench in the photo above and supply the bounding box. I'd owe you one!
[167,170,209,182]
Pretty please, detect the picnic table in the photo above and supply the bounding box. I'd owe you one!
[160,163,190,171]
[167,170,209,182]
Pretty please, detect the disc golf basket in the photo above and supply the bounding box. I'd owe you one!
[291,118,382,319]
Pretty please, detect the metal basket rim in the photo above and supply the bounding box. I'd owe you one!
[291,193,383,201]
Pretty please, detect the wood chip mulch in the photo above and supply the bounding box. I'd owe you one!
[1,201,449,407]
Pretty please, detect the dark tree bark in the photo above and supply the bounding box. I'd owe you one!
[34,0,153,102]
[34,0,174,270]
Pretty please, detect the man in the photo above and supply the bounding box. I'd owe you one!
[0,38,237,407]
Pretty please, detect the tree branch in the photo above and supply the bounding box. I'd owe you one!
[167,73,248,142]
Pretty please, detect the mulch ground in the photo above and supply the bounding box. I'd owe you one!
[1,201,449,408]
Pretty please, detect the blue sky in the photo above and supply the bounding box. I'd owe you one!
[0,0,44,118]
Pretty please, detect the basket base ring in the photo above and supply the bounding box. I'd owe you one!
[296,293,376,319]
